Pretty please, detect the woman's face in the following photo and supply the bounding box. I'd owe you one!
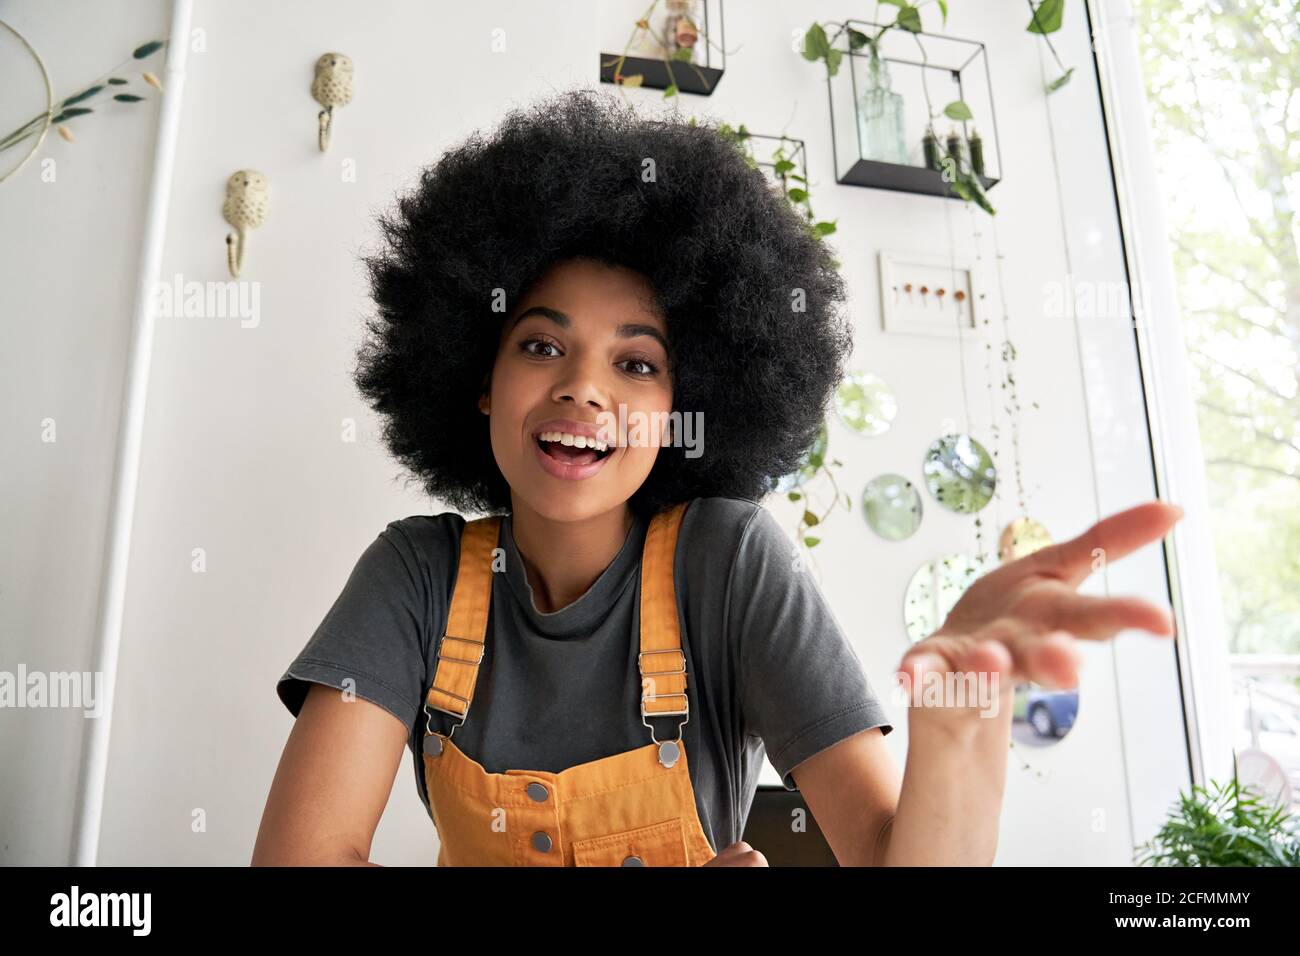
[480,258,673,523]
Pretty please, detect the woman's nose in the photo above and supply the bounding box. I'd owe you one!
[550,358,610,408]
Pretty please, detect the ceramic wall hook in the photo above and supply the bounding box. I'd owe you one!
[223,169,267,278]
[312,52,353,152]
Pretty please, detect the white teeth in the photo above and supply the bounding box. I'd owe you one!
[537,430,608,452]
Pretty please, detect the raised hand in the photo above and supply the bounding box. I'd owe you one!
[896,501,1183,724]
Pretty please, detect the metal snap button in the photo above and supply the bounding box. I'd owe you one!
[526,782,549,802]
[532,831,552,853]
[422,735,443,757]
[622,855,644,866]
[658,740,680,768]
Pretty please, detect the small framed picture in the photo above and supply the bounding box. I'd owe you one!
[879,250,980,338]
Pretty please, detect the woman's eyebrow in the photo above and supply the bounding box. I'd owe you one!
[508,306,668,351]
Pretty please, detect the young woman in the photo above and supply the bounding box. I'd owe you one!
[252,89,1181,867]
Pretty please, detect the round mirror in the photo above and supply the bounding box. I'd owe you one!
[999,516,1052,563]
[922,433,996,513]
[1012,681,1078,745]
[835,371,897,436]
[769,422,829,493]
[862,474,922,541]
[903,552,987,643]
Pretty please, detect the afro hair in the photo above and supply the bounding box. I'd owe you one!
[354,87,853,518]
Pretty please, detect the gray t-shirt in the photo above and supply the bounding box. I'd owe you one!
[275,495,894,854]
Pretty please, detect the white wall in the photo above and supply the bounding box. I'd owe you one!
[0,0,1188,865]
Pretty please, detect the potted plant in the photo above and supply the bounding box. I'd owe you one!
[1134,761,1300,866]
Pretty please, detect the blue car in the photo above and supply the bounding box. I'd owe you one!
[1025,688,1078,739]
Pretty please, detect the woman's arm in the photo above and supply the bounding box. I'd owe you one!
[883,700,1013,865]
[252,682,409,866]
[793,698,1013,866]
[790,726,902,866]
[795,501,1181,866]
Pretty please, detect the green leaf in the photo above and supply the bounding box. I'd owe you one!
[113,94,145,103]
[773,158,796,174]
[787,491,802,502]
[787,187,808,203]
[847,27,870,51]
[814,220,838,236]
[960,170,997,215]
[1046,67,1074,92]
[895,6,922,32]
[788,173,807,183]
[672,46,694,62]
[1026,0,1065,35]
[803,511,820,527]
[62,85,105,108]
[50,107,93,123]
[133,40,165,59]
[663,83,678,98]
[879,0,906,6]
[107,77,128,85]
[619,73,644,87]
[825,48,843,76]
[802,23,831,61]
[936,0,949,23]
[803,536,821,547]
[943,100,973,121]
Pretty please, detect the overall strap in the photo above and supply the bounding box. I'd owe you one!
[425,502,691,734]
[639,501,690,724]
[425,515,502,724]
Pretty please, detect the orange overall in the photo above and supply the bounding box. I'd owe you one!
[421,501,718,866]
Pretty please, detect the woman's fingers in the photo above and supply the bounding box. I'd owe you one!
[1000,628,1083,689]
[1023,501,1183,588]
[703,841,769,867]
[1011,586,1174,639]
[958,620,1081,689]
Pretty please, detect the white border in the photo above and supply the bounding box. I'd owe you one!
[878,249,980,338]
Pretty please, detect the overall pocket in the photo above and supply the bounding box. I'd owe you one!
[572,817,689,867]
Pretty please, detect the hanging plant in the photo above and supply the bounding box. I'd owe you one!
[711,121,840,266]
[802,6,996,215]
[716,121,848,551]
[1026,0,1074,92]
[774,422,852,551]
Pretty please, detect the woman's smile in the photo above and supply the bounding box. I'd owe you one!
[531,431,617,481]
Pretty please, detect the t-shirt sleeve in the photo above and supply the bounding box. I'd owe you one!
[732,504,894,791]
[275,523,428,736]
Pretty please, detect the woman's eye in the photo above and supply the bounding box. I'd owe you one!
[521,338,560,358]
[622,357,660,377]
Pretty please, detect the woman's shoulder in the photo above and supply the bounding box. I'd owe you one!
[679,496,785,558]
[682,495,779,530]
[369,511,475,577]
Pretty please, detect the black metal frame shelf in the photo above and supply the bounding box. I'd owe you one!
[598,0,726,96]
[741,133,809,192]
[826,18,1003,199]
